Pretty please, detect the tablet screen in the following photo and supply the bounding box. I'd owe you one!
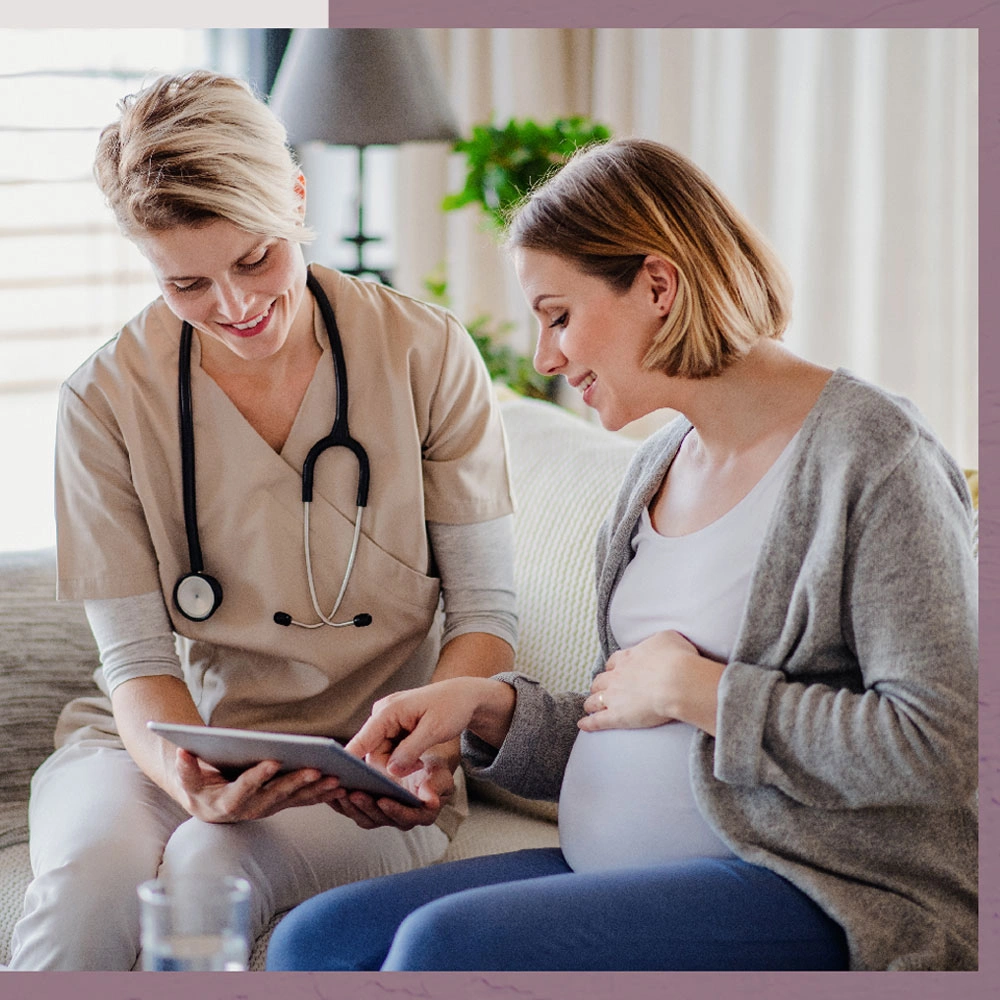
[147,721,423,808]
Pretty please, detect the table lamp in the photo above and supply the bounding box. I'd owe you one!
[269,29,460,285]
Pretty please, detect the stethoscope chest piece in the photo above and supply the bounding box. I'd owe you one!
[173,571,223,622]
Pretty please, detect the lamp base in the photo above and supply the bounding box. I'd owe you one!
[340,265,393,285]
[341,231,392,285]
[341,146,392,285]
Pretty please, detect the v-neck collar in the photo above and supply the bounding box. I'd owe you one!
[187,274,336,463]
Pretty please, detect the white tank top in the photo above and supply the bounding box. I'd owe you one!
[558,433,799,872]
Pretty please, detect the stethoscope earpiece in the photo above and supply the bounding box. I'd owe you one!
[173,572,223,622]
[173,269,372,632]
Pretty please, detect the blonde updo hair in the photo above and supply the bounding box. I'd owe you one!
[93,70,314,243]
[506,138,792,379]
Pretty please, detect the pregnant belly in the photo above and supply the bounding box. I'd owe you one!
[557,725,734,873]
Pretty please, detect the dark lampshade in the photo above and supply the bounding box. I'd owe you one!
[269,28,459,148]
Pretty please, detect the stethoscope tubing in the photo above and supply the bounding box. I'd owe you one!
[303,269,370,508]
[300,501,365,627]
[178,320,206,575]
[174,267,372,627]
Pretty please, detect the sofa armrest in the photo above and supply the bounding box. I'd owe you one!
[0,548,101,846]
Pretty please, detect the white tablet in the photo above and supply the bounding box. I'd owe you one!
[147,721,423,808]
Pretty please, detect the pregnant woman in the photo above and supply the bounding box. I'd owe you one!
[266,137,978,972]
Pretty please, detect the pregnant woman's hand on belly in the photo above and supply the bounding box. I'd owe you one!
[579,629,725,735]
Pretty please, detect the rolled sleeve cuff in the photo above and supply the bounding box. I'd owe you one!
[713,660,781,787]
[461,672,580,802]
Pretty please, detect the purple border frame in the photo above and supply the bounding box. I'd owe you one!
[7,0,995,997]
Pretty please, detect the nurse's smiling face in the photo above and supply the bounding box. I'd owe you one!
[135,217,310,366]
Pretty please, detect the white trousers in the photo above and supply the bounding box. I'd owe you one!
[8,740,450,971]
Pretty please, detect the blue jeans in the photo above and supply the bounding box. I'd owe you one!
[265,848,849,971]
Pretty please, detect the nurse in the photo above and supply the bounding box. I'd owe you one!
[9,70,517,970]
[265,138,978,972]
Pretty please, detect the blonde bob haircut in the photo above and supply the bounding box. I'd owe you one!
[505,138,792,379]
[93,71,314,244]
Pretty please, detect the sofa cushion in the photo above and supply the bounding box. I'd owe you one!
[0,549,101,848]
[500,397,639,694]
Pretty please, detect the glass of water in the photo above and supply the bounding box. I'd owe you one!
[138,873,252,971]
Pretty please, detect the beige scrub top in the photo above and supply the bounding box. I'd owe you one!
[54,265,514,746]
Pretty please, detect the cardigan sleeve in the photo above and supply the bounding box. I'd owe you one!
[461,672,589,802]
[713,435,978,810]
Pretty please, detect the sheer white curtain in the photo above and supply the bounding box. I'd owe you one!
[395,28,977,468]
[0,28,231,552]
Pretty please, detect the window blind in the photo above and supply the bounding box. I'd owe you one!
[0,29,234,551]
[0,30,221,396]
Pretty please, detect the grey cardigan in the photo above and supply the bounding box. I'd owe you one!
[465,370,978,971]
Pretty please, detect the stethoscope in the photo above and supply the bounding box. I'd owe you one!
[172,269,373,631]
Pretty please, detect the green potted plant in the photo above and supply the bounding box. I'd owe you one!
[423,268,551,400]
[443,116,612,229]
[434,115,612,398]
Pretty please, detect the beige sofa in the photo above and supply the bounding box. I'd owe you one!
[0,395,639,970]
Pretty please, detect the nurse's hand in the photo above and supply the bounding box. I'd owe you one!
[327,742,458,831]
[578,629,725,736]
[173,749,345,823]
